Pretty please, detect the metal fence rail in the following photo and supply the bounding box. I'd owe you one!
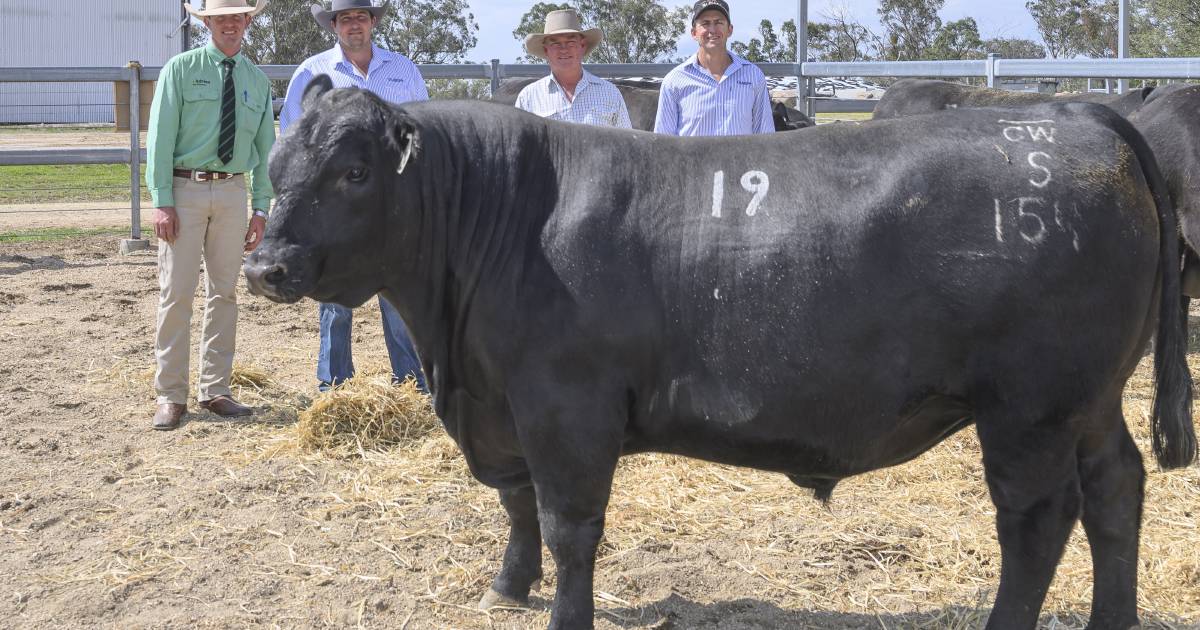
[2,57,1198,251]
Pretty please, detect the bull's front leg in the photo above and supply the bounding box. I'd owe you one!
[510,386,624,630]
[480,485,544,609]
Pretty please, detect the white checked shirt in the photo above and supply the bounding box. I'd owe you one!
[515,71,633,129]
[280,44,428,132]
[654,52,774,137]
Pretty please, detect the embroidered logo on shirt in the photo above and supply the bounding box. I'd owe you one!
[387,77,405,83]
[736,80,753,85]
[192,78,211,86]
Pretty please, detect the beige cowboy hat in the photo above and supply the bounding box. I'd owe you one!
[310,0,387,33]
[184,0,268,19]
[524,9,603,61]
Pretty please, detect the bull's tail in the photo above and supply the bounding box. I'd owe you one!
[1099,104,1197,469]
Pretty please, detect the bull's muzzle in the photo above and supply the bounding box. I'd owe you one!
[243,246,309,303]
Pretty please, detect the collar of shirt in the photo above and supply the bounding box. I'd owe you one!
[687,51,749,83]
[203,42,243,66]
[546,70,601,99]
[333,44,392,77]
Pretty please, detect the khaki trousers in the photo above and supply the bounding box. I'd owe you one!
[154,175,247,405]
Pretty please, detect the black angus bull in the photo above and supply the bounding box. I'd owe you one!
[245,77,1196,630]
[872,78,1158,119]
[491,77,814,132]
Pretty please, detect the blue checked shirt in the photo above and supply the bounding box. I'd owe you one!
[654,52,774,137]
[515,71,633,129]
[280,44,428,132]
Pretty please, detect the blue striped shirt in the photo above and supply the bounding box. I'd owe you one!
[280,44,428,132]
[654,53,774,137]
[515,71,632,129]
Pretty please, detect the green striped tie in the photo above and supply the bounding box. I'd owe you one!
[218,58,236,165]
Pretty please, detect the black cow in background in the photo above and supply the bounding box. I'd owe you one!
[491,77,815,132]
[1129,85,1200,295]
[873,78,1157,119]
[246,77,1196,630]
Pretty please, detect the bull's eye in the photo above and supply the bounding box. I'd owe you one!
[346,167,370,183]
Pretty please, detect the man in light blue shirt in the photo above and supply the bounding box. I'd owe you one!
[281,0,428,393]
[654,0,774,137]
[515,9,631,129]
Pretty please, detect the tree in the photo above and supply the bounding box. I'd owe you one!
[512,0,689,63]
[807,10,880,61]
[730,19,795,62]
[981,36,1047,59]
[1026,0,1084,58]
[877,0,945,60]
[376,0,478,64]
[1132,0,1200,57]
[927,17,984,59]
[1077,0,1118,57]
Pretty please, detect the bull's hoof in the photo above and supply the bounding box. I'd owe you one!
[479,588,529,610]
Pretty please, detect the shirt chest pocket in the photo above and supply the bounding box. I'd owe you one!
[236,88,265,136]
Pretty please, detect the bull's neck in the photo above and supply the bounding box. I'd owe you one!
[382,109,566,405]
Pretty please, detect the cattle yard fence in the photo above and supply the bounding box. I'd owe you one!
[1,57,1198,252]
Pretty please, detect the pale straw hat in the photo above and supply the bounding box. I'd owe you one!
[523,9,603,61]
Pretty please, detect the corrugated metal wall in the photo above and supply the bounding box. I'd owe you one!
[0,0,185,123]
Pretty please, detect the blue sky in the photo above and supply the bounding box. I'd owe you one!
[467,0,1043,62]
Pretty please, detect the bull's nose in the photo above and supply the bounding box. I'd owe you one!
[243,259,288,297]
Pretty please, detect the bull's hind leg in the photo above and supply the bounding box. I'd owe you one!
[976,416,1083,630]
[1077,402,1144,630]
[480,485,544,610]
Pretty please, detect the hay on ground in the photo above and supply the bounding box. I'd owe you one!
[296,373,438,453]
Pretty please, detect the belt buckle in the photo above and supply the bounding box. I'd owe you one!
[191,170,208,183]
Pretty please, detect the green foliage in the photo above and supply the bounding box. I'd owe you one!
[878,0,945,60]
[807,11,880,61]
[241,0,335,63]
[1026,0,1085,57]
[511,0,689,63]
[1076,0,1120,57]
[375,0,479,64]
[730,19,796,62]
[982,36,1047,59]
[1133,0,1200,57]
[425,78,491,100]
[927,17,984,59]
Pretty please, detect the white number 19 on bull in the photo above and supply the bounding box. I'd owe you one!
[711,170,770,218]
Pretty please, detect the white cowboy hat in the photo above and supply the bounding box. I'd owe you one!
[184,0,268,19]
[523,9,603,61]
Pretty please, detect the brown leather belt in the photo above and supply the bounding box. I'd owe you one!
[174,168,237,182]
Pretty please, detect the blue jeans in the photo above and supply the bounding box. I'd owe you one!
[317,298,427,392]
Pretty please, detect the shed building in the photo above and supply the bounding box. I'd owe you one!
[0,0,185,123]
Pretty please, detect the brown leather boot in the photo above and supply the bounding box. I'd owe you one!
[152,403,187,431]
[198,395,253,417]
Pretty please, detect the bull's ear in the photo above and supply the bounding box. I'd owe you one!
[302,74,334,112]
[388,118,421,175]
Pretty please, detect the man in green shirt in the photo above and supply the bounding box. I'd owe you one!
[146,0,274,430]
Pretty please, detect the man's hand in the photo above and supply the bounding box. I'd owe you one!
[245,215,267,252]
[154,206,179,243]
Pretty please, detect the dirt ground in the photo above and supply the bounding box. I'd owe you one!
[1,218,1198,630]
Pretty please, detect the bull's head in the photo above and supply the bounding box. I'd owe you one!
[243,75,420,308]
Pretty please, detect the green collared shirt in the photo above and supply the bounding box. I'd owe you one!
[146,43,275,210]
